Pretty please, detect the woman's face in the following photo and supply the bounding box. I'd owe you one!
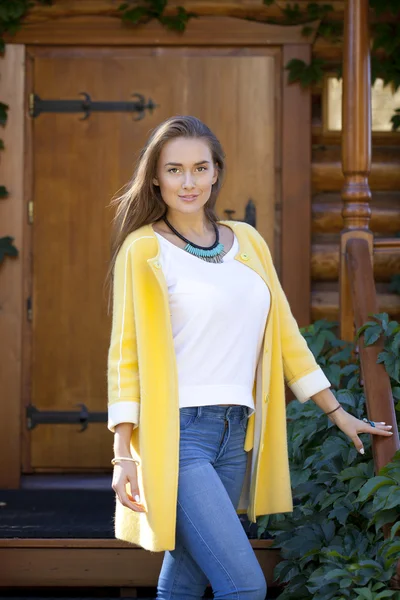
[153,137,218,216]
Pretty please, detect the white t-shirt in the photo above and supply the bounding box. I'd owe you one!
[154,230,271,419]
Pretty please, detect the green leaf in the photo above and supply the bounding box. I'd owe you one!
[373,312,390,327]
[353,588,373,600]
[382,486,400,511]
[120,6,150,23]
[285,58,325,88]
[364,325,382,346]
[390,521,400,539]
[0,236,18,264]
[385,541,400,558]
[357,476,395,503]
[0,185,9,198]
[392,388,400,403]
[0,102,9,126]
[355,321,379,341]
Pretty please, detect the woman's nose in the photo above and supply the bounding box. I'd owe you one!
[182,172,195,188]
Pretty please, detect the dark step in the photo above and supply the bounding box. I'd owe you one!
[0,489,273,540]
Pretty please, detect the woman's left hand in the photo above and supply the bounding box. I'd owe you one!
[330,408,394,454]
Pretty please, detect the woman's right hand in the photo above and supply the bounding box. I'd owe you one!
[112,462,146,513]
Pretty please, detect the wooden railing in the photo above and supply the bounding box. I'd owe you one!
[345,237,400,472]
[339,0,400,550]
[339,0,400,460]
[339,3,400,588]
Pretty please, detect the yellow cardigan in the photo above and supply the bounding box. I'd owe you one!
[107,220,331,552]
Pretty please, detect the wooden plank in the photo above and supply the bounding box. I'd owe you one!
[0,538,280,587]
[6,15,319,46]
[282,44,312,327]
[311,241,400,281]
[0,45,25,488]
[0,538,274,549]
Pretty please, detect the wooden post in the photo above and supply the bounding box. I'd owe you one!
[0,45,25,488]
[339,0,373,342]
[282,44,312,327]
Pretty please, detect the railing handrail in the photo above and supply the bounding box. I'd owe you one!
[345,237,400,473]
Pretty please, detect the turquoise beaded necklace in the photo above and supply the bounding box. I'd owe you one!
[163,216,227,263]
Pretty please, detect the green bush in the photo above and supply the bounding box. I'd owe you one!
[257,315,400,599]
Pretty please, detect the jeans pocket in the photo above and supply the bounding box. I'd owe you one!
[179,408,197,431]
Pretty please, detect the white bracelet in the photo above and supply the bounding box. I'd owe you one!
[111,457,140,466]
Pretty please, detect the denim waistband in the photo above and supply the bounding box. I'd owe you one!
[179,405,249,422]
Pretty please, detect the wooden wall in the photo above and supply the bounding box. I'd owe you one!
[8,0,400,331]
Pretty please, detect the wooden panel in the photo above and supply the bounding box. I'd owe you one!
[0,45,25,488]
[29,46,277,470]
[0,538,281,588]
[6,15,317,46]
[282,44,312,326]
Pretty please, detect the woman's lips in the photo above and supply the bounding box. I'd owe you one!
[179,195,198,201]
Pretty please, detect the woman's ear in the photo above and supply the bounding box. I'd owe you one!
[212,165,218,185]
[153,177,159,186]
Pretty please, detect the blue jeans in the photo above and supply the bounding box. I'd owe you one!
[156,405,267,600]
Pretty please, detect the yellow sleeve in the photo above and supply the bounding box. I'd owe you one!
[252,225,331,403]
[107,238,140,432]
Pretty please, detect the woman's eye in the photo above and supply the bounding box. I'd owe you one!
[167,166,207,174]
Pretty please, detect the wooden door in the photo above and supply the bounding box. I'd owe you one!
[26,46,279,471]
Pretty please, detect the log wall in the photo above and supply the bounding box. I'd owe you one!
[311,83,400,322]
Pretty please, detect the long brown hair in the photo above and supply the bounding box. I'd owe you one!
[104,115,226,313]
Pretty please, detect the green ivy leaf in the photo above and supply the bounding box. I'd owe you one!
[389,273,400,293]
[357,477,395,503]
[0,102,9,126]
[392,387,400,401]
[0,185,8,198]
[355,321,379,341]
[391,109,400,132]
[0,236,18,264]
[364,325,382,346]
[390,520,400,539]
[285,57,325,88]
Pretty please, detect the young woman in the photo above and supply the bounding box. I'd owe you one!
[105,116,393,600]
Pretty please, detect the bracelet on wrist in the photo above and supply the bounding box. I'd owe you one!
[325,404,342,417]
[111,457,140,466]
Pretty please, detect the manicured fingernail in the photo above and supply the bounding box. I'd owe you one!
[134,495,141,503]
[389,432,393,435]
[360,448,365,454]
